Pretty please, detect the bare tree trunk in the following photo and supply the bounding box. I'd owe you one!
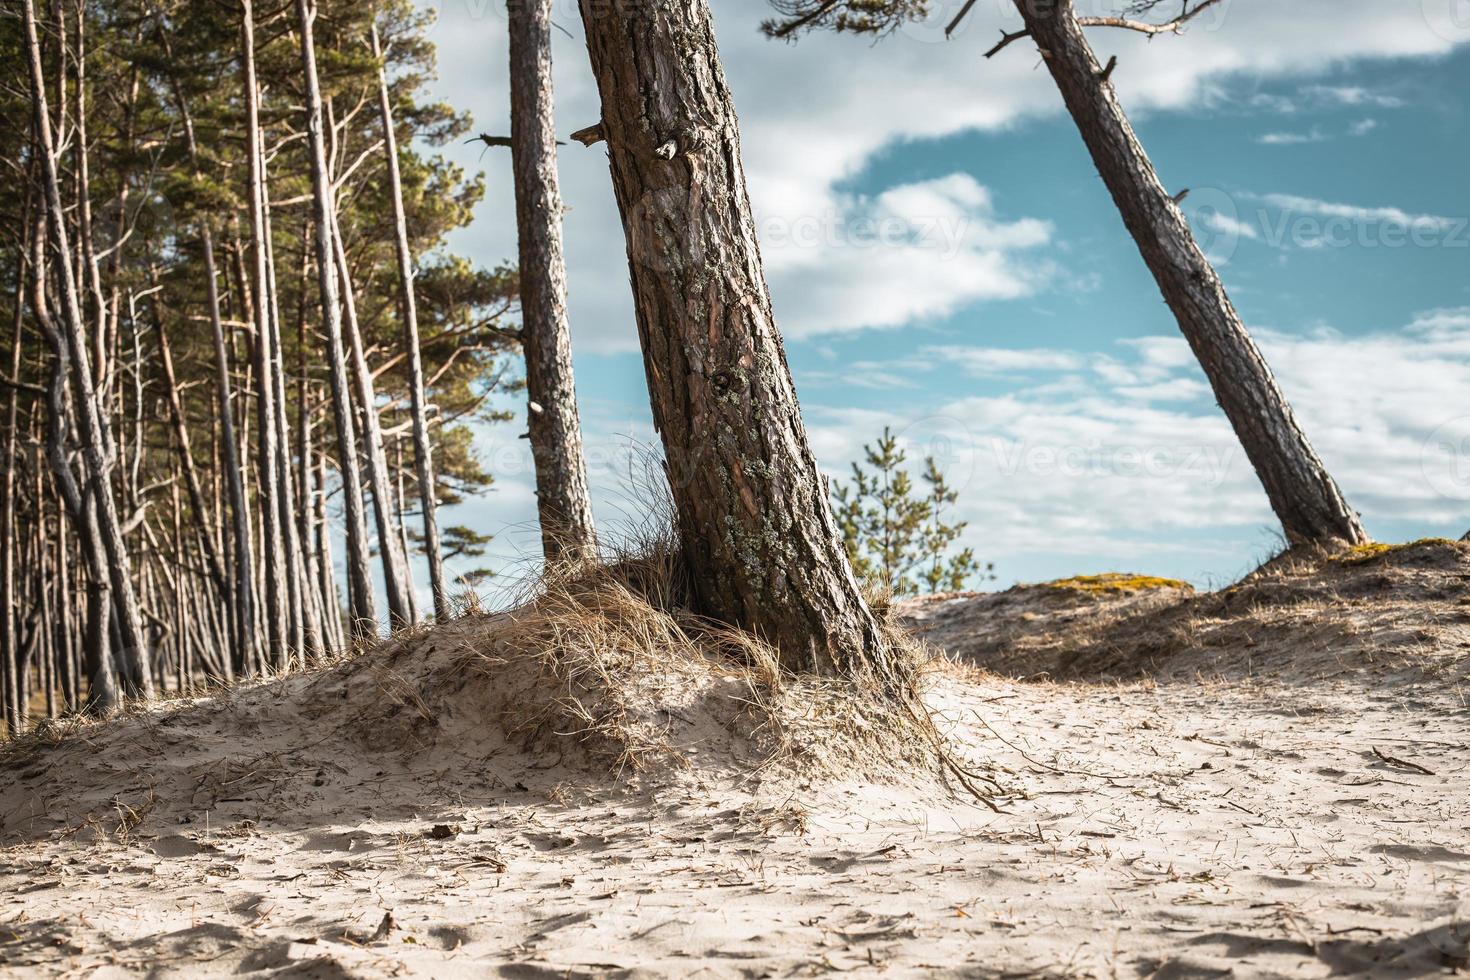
[24,0,151,698]
[293,0,377,637]
[509,0,599,566]
[2,222,27,735]
[576,0,893,678]
[370,23,450,619]
[256,120,313,661]
[225,18,291,665]
[154,310,228,600]
[314,446,346,646]
[156,34,257,672]
[1011,0,1367,550]
[330,208,416,628]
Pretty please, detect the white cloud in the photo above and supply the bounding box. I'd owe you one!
[1349,118,1380,136]
[796,310,1470,575]
[419,0,1466,352]
[1258,193,1458,231]
[766,174,1054,338]
[1204,211,1260,241]
[1301,84,1406,108]
[923,345,1085,377]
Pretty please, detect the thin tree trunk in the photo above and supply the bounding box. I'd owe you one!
[158,42,256,674]
[371,22,450,618]
[1010,0,1367,549]
[2,219,27,735]
[24,0,150,698]
[508,0,599,567]
[257,122,313,661]
[576,0,893,678]
[370,22,449,617]
[223,13,291,666]
[154,311,228,600]
[292,0,377,636]
[314,445,345,646]
[330,208,415,628]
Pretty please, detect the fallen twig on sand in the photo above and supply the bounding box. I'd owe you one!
[1371,746,1435,776]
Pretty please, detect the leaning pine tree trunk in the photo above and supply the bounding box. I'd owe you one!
[509,0,599,566]
[1013,0,1367,549]
[292,0,378,635]
[370,23,451,618]
[23,0,152,697]
[576,0,894,679]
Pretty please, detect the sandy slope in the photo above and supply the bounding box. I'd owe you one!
[2,545,1469,978]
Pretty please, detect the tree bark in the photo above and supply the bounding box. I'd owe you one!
[575,0,893,678]
[371,22,451,618]
[293,0,377,636]
[508,0,600,567]
[1011,0,1367,549]
[24,0,151,698]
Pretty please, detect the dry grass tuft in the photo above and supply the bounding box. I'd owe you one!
[324,516,995,799]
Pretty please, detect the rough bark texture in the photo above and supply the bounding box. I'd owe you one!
[1014,0,1367,549]
[371,23,450,619]
[576,0,892,677]
[510,0,600,566]
[293,0,377,635]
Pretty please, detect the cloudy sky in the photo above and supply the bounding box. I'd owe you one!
[408,0,1470,596]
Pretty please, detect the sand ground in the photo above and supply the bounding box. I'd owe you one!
[3,544,1469,978]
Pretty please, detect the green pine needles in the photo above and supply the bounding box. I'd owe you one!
[832,427,993,597]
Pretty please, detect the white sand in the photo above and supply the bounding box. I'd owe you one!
[3,544,1469,977]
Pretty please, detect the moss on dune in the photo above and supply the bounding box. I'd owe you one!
[1043,573,1193,595]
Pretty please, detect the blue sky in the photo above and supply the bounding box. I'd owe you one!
[409,0,1470,598]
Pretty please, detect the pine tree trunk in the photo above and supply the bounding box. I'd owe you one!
[371,23,450,619]
[292,0,377,636]
[24,0,151,698]
[242,1,311,658]
[159,24,258,671]
[331,209,416,628]
[1011,0,1367,549]
[576,0,893,678]
[2,228,25,735]
[154,311,228,600]
[509,0,600,566]
[257,127,313,660]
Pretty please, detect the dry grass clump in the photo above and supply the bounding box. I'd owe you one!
[332,530,979,795]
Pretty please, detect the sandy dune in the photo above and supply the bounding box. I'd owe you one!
[3,543,1469,978]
